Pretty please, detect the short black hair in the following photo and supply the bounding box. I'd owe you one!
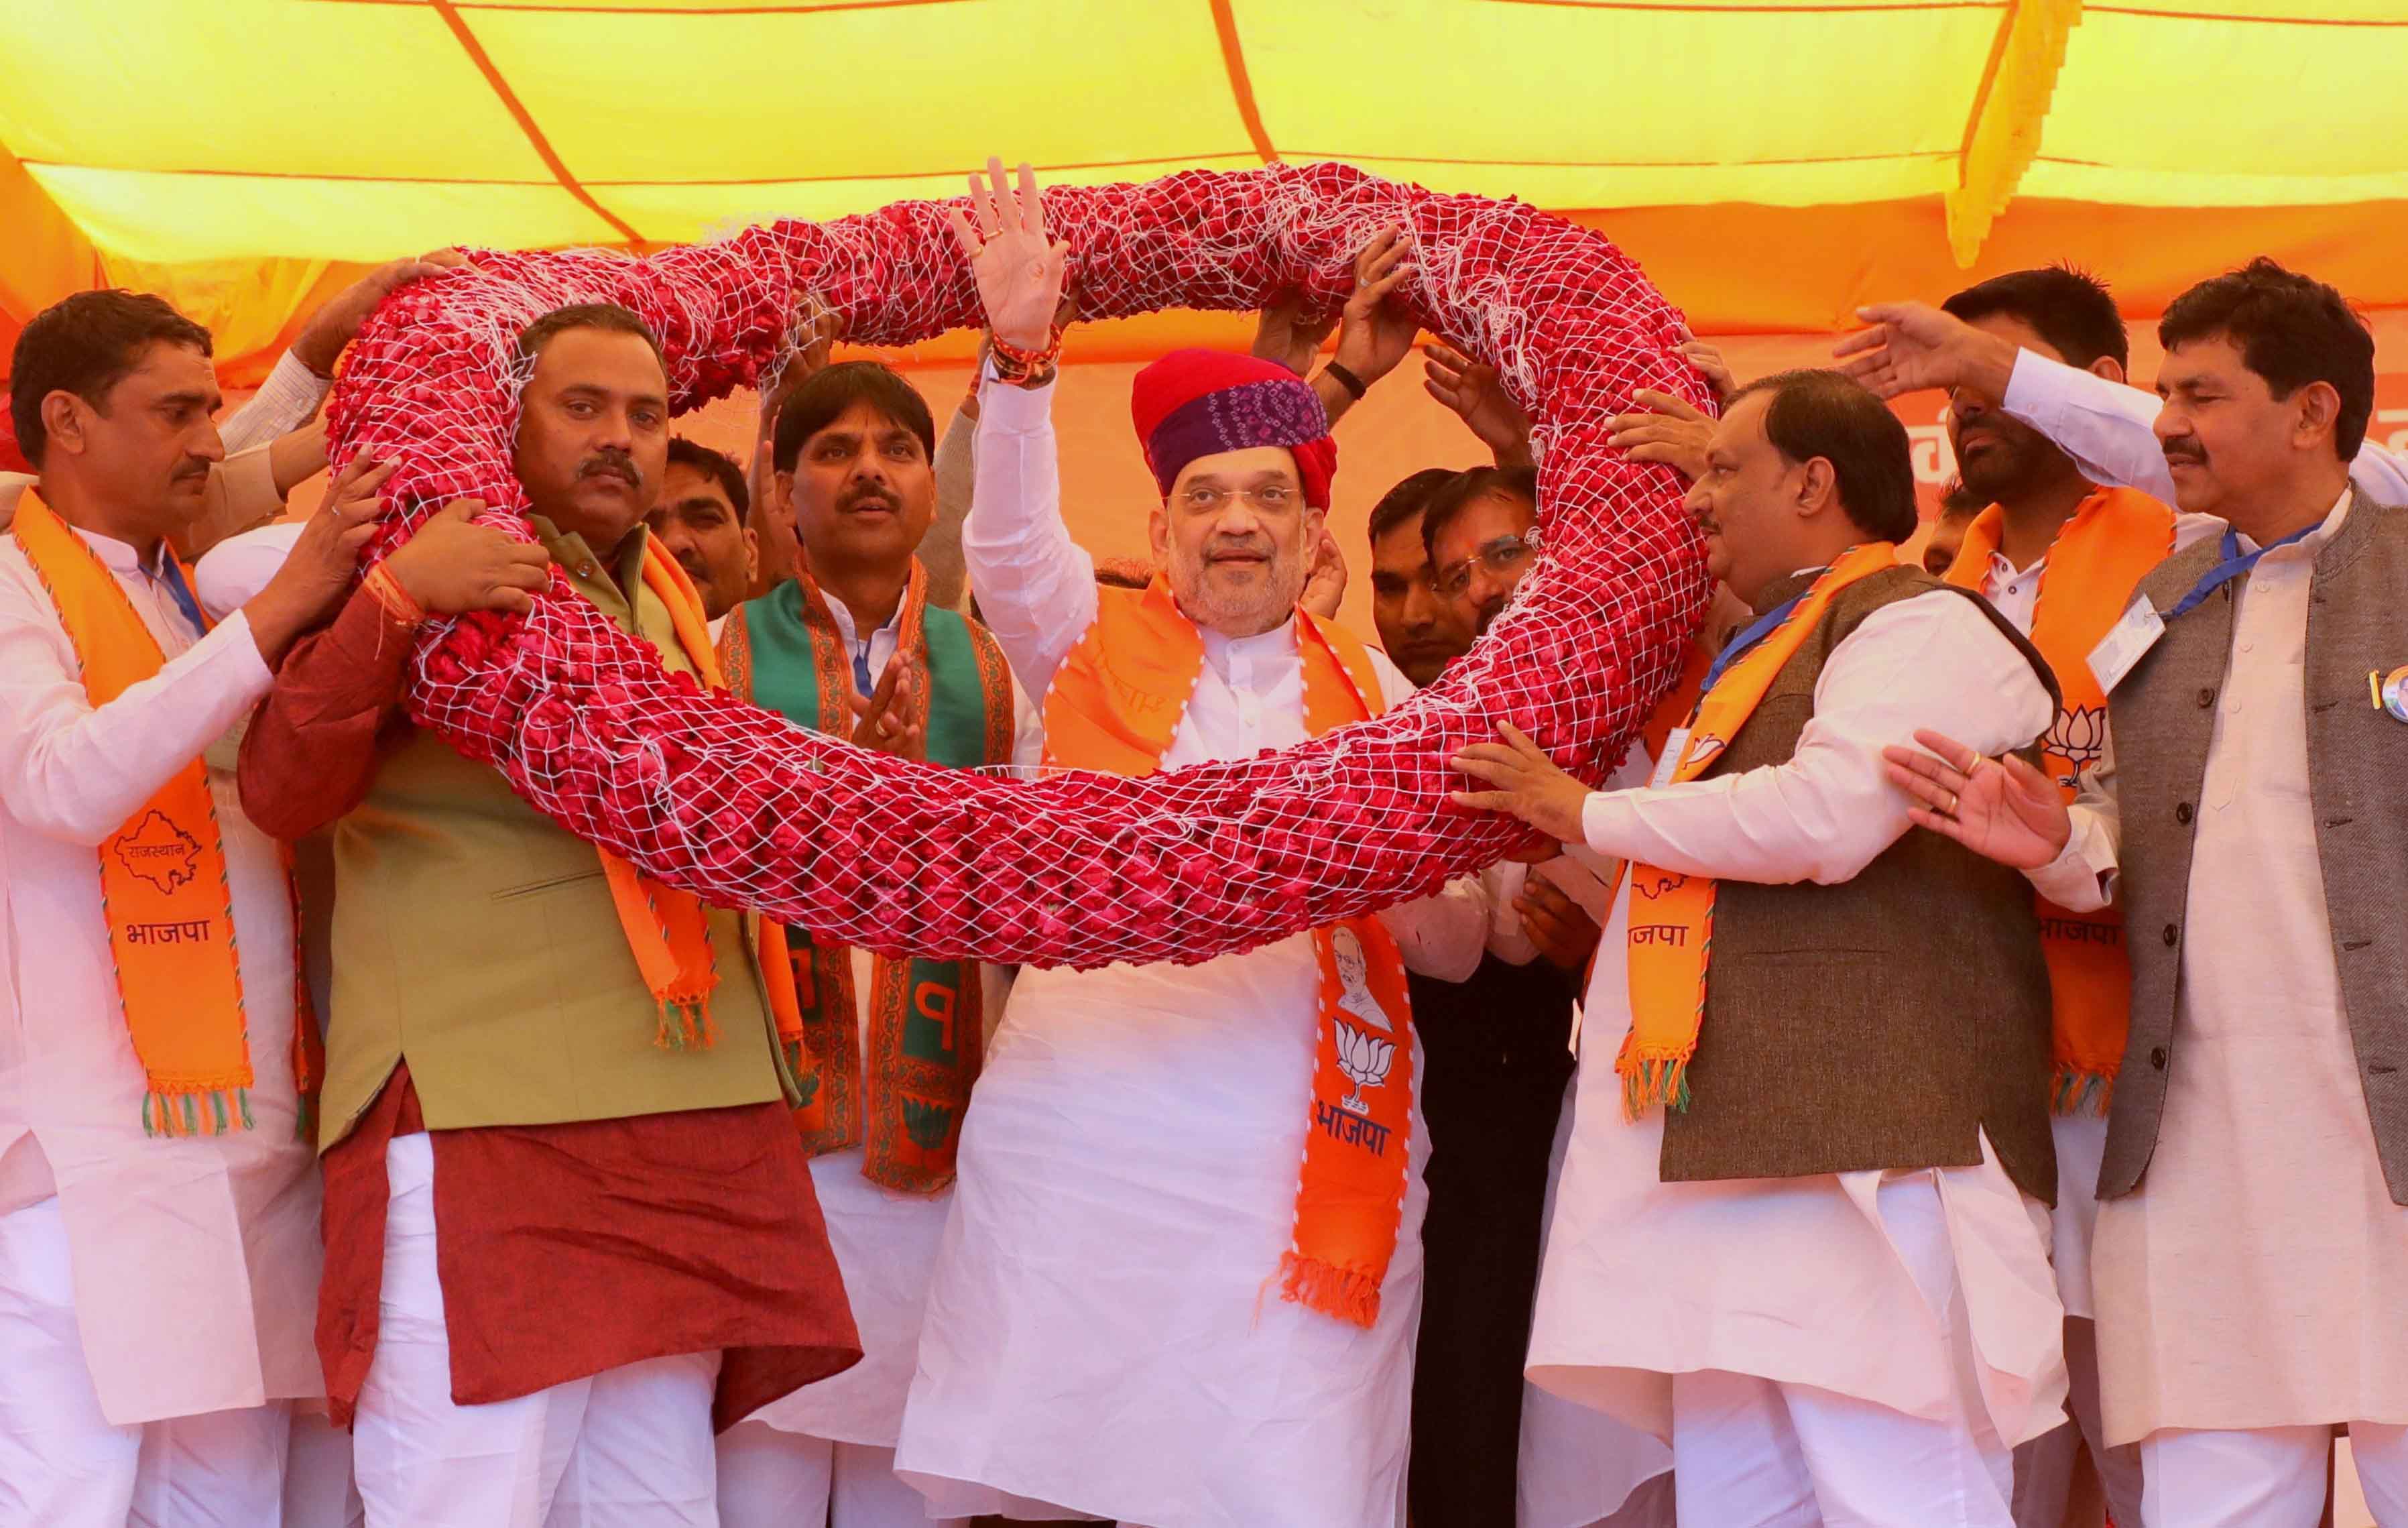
[664,436,747,518]
[1726,369,1919,543]
[2158,257,2375,461]
[1941,264,2128,371]
[514,302,666,373]
[1366,467,1459,545]
[771,361,936,473]
[9,290,213,468]
[1419,465,1540,562]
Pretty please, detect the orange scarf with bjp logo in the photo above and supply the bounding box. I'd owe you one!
[1945,487,2173,1112]
[595,544,729,1051]
[11,489,322,1136]
[1619,544,1901,1118]
[1043,575,1414,1329]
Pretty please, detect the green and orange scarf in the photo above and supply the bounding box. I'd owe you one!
[722,559,1016,1193]
[1945,487,2173,1112]
[1044,574,1414,1330]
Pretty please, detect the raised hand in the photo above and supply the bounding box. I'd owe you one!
[241,453,394,662]
[294,250,469,377]
[1609,390,1715,483]
[1253,292,1340,379]
[1832,302,2018,403]
[1300,527,1347,620]
[1881,728,2069,868]
[945,157,1070,353]
[1424,342,1534,467]
[382,497,554,617]
[1450,722,1591,845]
[1677,325,1737,402]
[847,652,926,760]
[1332,226,1419,386]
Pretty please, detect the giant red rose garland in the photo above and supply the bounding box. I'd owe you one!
[327,164,1710,969]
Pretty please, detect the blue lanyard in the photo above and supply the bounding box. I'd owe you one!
[1700,587,1813,696]
[149,552,209,636]
[2163,522,2319,621]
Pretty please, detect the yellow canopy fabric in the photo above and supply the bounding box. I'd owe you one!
[7,0,2408,381]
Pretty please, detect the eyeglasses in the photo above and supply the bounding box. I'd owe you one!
[1175,483,1301,514]
[1436,534,1534,597]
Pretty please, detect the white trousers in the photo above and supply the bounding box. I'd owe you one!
[716,1421,969,1528]
[1669,1368,2014,1528]
[284,1409,364,1528]
[0,1196,289,1528]
[351,1135,722,1528]
[2012,1316,2143,1528]
[1666,1171,2017,1528]
[2141,1424,2408,1528]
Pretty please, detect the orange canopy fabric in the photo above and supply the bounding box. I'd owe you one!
[7,2,2408,383]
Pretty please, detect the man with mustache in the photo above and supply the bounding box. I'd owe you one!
[890,159,1489,1528]
[232,302,861,1527]
[713,357,1040,1528]
[1453,369,2067,1527]
[1911,265,2227,1528]
[0,288,420,1524]
[1883,261,2408,1527]
[647,436,756,632]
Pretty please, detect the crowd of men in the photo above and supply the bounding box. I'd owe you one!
[0,155,2402,1528]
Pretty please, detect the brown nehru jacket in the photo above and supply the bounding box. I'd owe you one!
[1658,564,2061,1203]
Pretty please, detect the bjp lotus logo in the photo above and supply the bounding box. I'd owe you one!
[902,1096,955,1151]
[2045,705,2108,789]
[1335,1021,1395,1115]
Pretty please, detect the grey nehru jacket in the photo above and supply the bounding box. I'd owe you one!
[2097,488,2408,1203]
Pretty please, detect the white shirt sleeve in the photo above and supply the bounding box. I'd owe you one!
[961,373,1098,705]
[1008,675,1046,769]
[193,522,305,622]
[0,550,274,845]
[2028,725,2122,914]
[2001,350,2179,505]
[2002,347,2408,508]
[217,353,332,456]
[0,473,31,532]
[1579,590,2055,886]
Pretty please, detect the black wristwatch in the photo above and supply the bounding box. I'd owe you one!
[1321,361,1369,401]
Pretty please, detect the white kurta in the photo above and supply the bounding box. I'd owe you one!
[750,590,1044,1450]
[0,526,320,1427]
[2033,491,2408,1446]
[895,374,1489,1528]
[1526,589,2067,1455]
[1970,511,2220,1319]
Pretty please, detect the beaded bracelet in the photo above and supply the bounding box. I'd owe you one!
[989,325,1064,389]
[362,561,427,628]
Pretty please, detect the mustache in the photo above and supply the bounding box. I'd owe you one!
[2161,439,2210,467]
[1205,534,1277,562]
[577,451,640,486]
[841,483,900,512]
[172,460,210,482]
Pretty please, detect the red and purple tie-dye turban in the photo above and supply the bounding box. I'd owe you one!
[1130,348,1338,510]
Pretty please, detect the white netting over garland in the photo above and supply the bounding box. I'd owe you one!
[326,162,1711,969]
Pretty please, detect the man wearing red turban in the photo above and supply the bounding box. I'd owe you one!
[889,159,1496,1528]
